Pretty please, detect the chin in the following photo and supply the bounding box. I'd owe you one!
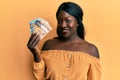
[58,35,70,40]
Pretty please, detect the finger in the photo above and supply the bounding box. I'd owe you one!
[27,32,38,48]
[31,34,40,48]
[28,32,36,43]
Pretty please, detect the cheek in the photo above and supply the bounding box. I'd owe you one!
[57,25,61,31]
[69,22,78,29]
[74,21,79,27]
[71,23,79,33]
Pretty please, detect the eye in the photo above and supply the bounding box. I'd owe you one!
[65,19,72,23]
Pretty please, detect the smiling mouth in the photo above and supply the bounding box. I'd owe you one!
[61,29,70,34]
[63,29,68,32]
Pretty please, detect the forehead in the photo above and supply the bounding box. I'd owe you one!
[57,10,75,19]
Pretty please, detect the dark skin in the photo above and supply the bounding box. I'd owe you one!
[42,38,99,58]
[27,10,99,62]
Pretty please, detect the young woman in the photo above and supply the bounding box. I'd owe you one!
[27,2,101,80]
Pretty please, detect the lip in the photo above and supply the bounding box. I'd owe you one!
[60,29,69,34]
[62,29,68,32]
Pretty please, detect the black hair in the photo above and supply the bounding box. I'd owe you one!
[56,2,85,40]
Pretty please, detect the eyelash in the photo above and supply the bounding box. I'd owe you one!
[66,19,71,23]
[57,19,72,24]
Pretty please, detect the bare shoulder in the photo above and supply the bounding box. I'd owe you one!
[85,41,100,58]
[41,38,58,50]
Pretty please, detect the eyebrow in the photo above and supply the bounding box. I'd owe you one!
[58,16,71,19]
[65,16,72,18]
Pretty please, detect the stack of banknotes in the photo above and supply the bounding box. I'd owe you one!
[29,18,52,40]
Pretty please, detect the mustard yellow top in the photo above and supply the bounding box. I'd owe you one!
[33,50,101,80]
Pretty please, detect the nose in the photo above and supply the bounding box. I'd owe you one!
[61,21,66,28]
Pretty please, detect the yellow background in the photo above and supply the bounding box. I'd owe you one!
[0,0,120,80]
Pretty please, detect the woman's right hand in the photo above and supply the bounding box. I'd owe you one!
[27,32,41,62]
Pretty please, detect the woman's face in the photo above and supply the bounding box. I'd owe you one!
[57,10,79,39]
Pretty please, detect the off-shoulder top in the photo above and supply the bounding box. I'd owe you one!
[33,50,101,80]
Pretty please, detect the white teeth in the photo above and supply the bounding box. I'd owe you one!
[63,29,68,32]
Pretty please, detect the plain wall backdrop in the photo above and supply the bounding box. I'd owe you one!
[0,0,120,80]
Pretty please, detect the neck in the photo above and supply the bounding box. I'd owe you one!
[58,35,83,43]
